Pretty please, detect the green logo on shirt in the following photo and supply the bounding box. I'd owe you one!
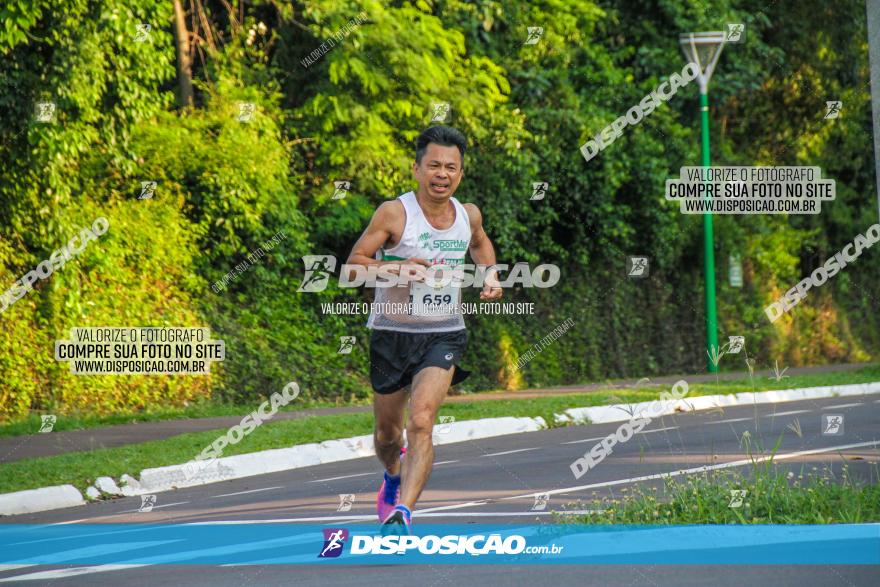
[433,239,468,251]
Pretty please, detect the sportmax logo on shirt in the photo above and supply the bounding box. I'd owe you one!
[433,239,468,251]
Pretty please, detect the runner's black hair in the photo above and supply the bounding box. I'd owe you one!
[415,125,467,166]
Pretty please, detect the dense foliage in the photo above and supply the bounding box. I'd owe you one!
[0,0,876,420]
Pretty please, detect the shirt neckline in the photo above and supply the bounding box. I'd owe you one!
[413,192,457,233]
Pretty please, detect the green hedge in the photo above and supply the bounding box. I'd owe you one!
[0,0,877,421]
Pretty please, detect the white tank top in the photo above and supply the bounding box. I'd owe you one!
[367,191,471,332]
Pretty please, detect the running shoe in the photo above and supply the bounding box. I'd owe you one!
[376,447,406,522]
[381,505,412,536]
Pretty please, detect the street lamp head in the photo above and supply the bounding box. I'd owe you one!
[679,32,726,93]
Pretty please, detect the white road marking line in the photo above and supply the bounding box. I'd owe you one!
[421,439,880,514]
[708,417,753,424]
[187,510,604,525]
[480,447,540,457]
[211,486,283,498]
[822,403,863,409]
[765,409,811,417]
[415,500,489,514]
[560,437,609,445]
[308,463,456,485]
[0,566,32,572]
[118,501,189,514]
[48,519,90,526]
[638,426,678,435]
[188,514,378,523]
[0,566,147,583]
[306,471,374,483]
[417,510,601,517]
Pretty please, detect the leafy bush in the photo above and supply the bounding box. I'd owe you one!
[0,0,876,422]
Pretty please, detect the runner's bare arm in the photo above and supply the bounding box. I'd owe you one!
[463,203,502,300]
[346,201,429,281]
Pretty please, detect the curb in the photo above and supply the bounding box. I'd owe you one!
[0,484,84,516]
[129,416,547,495]
[0,416,546,515]
[3,381,879,516]
[555,381,880,425]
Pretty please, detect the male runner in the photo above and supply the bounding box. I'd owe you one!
[346,125,502,534]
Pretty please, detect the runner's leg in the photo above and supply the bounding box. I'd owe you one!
[373,388,408,476]
[399,365,454,509]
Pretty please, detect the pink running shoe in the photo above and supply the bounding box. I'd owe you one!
[376,447,406,522]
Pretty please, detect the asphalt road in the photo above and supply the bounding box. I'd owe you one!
[1,393,878,586]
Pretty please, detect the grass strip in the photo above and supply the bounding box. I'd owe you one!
[565,461,880,524]
[0,412,375,495]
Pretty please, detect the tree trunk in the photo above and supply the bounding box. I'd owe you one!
[172,0,194,108]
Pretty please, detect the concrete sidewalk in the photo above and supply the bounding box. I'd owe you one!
[0,362,871,464]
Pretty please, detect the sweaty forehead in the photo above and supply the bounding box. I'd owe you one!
[421,143,462,166]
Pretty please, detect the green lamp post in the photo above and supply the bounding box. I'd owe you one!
[679,32,726,372]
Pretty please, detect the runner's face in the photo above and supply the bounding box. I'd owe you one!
[413,143,463,201]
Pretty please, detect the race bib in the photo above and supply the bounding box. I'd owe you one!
[409,268,460,316]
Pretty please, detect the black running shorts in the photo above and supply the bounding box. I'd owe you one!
[369,329,470,394]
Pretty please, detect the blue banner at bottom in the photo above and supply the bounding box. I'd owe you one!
[1,524,878,565]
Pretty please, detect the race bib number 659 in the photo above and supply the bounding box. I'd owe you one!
[409,268,460,316]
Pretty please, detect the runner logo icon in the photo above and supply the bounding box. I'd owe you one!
[626,256,649,278]
[299,255,337,292]
[38,415,56,433]
[822,414,844,435]
[319,528,349,558]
